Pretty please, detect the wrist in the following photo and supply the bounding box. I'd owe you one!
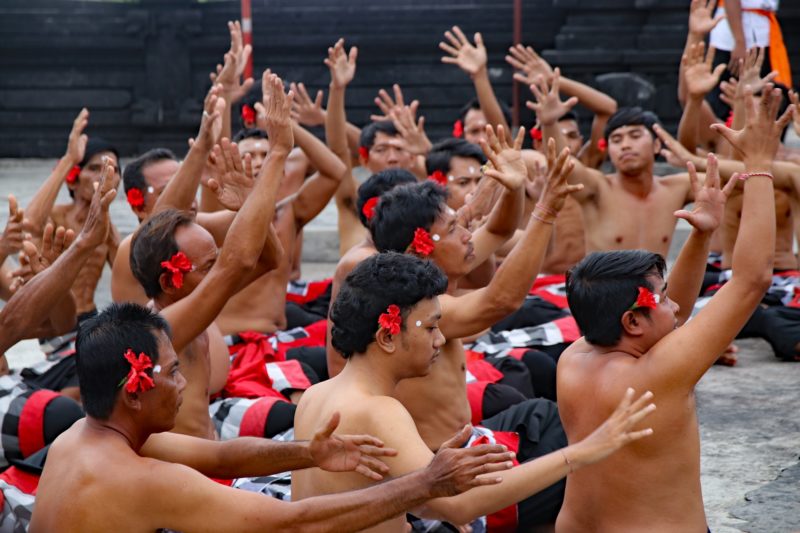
[532,204,557,225]
[469,65,488,80]
[301,441,316,466]
[329,82,348,91]
[743,159,772,173]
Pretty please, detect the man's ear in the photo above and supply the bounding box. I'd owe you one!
[121,389,143,412]
[652,136,662,155]
[621,310,646,337]
[375,327,397,354]
[159,272,179,298]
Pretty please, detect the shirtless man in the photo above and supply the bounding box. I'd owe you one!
[29,302,516,533]
[556,86,791,532]
[127,73,290,438]
[111,148,182,305]
[24,109,121,320]
[294,252,655,532]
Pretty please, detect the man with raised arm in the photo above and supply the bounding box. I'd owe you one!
[295,252,655,532]
[28,302,516,533]
[556,87,790,532]
[127,74,291,439]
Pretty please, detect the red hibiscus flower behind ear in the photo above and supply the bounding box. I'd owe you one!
[362,197,379,221]
[409,228,435,257]
[127,188,145,210]
[358,146,369,162]
[597,138,608,152]
[630,287,659,310]
[160,251,193,289]
[529,127,543,142]
[241,104,256,123]
[452,119,464,138]
[120,349,155,393]
[65,165,81,184]
[378,304,402,335]
[428,170,448,187]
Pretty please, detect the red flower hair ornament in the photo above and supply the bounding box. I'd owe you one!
[358,146,370,162]
[597,138,608,152]
[529,127,543,142]
[362,196,379,221]
[428,170,448,187]
[378,304,402,335]
[161,251,193,289]
[65,165,81,185]
[629,287,660,311]
[408,227,439,257]
[118,349,155,393]
[452,119,464,138]
[725,111,734,129]
[127,188,145,210]
[241,104,256,124]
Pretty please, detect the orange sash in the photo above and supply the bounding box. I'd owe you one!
[719,0,792,87]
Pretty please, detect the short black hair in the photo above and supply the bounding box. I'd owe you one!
[130,209,194,298]
[566,250,666,346]
[233,128,268,142]
[69,137,120,199]
[359,121,400,150]
[603,107,659,140]
[76,303,171,420]
[370,181,448,253]
[459,98,512,130]
[356,168,418,227]
[558,110,579,122]
[122,148,177,196]
[330,252,448,357]
[425,138,487,176]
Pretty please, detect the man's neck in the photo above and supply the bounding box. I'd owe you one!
[85,416,147,451]
[615,169,655,198]
[339,353,401,397]
[152,294,179,312]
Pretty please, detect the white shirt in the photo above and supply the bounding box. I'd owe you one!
[709,1,779,51]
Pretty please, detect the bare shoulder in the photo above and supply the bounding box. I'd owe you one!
[521,148,546,165]
[335,244,376,282]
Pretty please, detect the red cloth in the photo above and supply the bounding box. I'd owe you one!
[471,431,520,532]
[285,279,332,305]
[529,274,569,309]
[18,390,60,459]
[466,381,490,425]
[0,466,40,497]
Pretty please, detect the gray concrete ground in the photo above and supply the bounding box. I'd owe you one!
[2,159,800,532]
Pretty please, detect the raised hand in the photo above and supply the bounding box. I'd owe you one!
[390,104,431,156]
[309,412,398,481]
[440,26,487,76]
[789,90,800,136]
[688,0,724,36]
[324,38,357,90]
[371,84,413,123]
[290,82,326,127]
[196,84,226,150]
[0,195,24,258]
[65,108,89,165]
[506,43,554,86]
[424,425,515,498]
[209,21,254,104]
[675,154,737,233]
[11,224,76,291]
[207,139,255,211]
[719,77,739,107]
[525,68,578,126]
[479,125,527,191]
[79,156,116,248]
[710,84,795,166]
[537,138,582,215]
[682,42,726,98]
[737,48,777,97]
[261,71,295,156]
[653,124,697,168]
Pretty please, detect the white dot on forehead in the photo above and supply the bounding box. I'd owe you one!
[446,207,456,216]
[146,186,155,194]
[415,320,422,327]
[153,364,162,374]
[432,234,441,242]
[468,166,476,174]
[254,142,264,149]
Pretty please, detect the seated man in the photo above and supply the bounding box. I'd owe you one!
[29,302,515,533]
[294,252,655,532]
[425,138,486,211]
[556,86,791,531]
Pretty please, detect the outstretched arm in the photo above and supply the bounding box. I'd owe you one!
[666,154,736,325]
[0,160,116,354]
[677,42,726,152]
[652,86,793,388]
[154,85,225,215]
[529,73,602,203]
[162,73,290,354]
[24,109,88,236]
[439,139,581,340]
[440,26,510,131]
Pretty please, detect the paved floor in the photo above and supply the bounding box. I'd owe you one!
[2,159,800,532]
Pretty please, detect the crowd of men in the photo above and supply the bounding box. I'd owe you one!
[0,0,797,531]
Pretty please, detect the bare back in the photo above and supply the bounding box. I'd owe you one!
[293,379,408,533]
[216,203,298,335]
[556,339,706,532]
[582,173,692,256]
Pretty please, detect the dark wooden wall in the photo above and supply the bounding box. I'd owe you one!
[1,0,798,157]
